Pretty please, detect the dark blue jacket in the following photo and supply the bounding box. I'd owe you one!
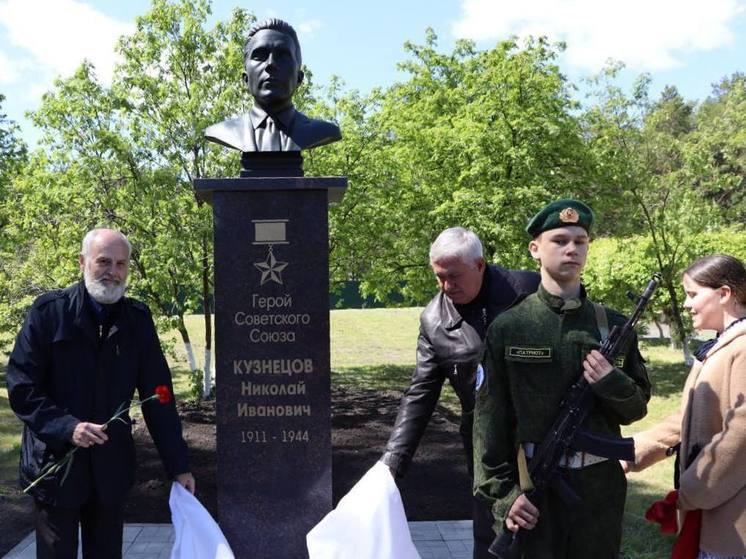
[6,281,189,507]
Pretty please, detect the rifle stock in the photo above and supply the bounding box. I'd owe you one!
[488,528,522,559]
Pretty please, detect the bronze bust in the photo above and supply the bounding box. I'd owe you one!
[204,19,341,153]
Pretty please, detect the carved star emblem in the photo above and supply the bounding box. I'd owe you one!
[254,249,288,285]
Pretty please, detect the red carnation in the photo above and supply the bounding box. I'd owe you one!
[645,490,679,534]
[155,385,172,404]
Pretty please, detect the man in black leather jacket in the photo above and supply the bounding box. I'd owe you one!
[380,227,539,558]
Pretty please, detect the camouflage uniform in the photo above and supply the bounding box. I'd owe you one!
[473,284,651,558]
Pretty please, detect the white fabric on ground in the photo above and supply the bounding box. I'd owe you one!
[306,461,420,559]
[169,481,234,559]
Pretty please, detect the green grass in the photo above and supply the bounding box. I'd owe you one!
[0,364,22,498]
[331,307,421,368]
[1,309,687,557]
[620,339,687,559]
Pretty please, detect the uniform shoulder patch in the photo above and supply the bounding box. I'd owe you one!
[507,346,552,359]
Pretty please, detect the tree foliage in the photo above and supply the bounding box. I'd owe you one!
[686,74,746,225]
[321,33,592,304]
[581,67,725,359]
[0,93,27,189]
[585,227,746,333]
[0,0,253,398]
[2,2,745,375]
[0,93,27,243]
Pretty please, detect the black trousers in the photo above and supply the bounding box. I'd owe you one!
[473,495,497,559]
[34,497,124,559]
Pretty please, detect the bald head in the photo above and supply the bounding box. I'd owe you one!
[81,228,131,259]
[79,228,131,304]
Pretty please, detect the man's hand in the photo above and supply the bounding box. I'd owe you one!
[71,422,108,448]
[620,460,632,474]
[582,349,614,384]
[505,493,539,532]
[176,472,196,495]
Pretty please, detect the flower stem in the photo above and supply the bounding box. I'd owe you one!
[22,394,160,494]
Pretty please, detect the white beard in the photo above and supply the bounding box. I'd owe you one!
[84,269,127,304]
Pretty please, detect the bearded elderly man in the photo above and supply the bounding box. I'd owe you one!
[6,228,194,559]
[381,227,539,559]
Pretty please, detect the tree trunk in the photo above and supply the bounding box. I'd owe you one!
[653,317,665,339]
[664,276,689,357]
[176,319,197,372]
[201,233,213,397]
[183,341,198,372]
[204,348,212,396]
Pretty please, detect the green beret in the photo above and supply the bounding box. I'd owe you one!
[526,199,594,238]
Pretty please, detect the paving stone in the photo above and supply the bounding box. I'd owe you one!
[4,520,476,559]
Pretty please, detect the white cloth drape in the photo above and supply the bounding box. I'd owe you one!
[169,482,235,559]
[306,461,421,559]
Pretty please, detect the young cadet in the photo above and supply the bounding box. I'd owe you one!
[472,199,651,558]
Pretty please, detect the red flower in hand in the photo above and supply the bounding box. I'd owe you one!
[155,385,172,404]
[24,384,175,494]
[645,490,679,534]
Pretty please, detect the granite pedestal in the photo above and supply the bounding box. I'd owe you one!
[195,173,346,559]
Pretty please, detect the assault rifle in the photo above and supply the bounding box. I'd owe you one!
[489,274,661,558]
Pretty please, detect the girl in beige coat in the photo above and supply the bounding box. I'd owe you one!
[627,254,746,559]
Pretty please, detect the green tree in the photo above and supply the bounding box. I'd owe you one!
[0,82,94,331]
[113,0,253,396]
[0,94,27,192]
[1,0,254,398]
[301,79,391,296]
[0,93,28,247]
[582,67,721,361]
[685,73,746,225]
[584,236,692,340]
[321,33,593,304]
[585,227,746,341]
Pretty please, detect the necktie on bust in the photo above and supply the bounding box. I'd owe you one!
[261,116,281,151]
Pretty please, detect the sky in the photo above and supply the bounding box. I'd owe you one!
[1,0,745,146]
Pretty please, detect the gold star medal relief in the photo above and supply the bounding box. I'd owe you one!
[559,207,579,223]
[252,219,289,286]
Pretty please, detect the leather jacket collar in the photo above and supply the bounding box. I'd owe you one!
[442,264,533,330]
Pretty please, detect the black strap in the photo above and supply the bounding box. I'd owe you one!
[695,315,746,361]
